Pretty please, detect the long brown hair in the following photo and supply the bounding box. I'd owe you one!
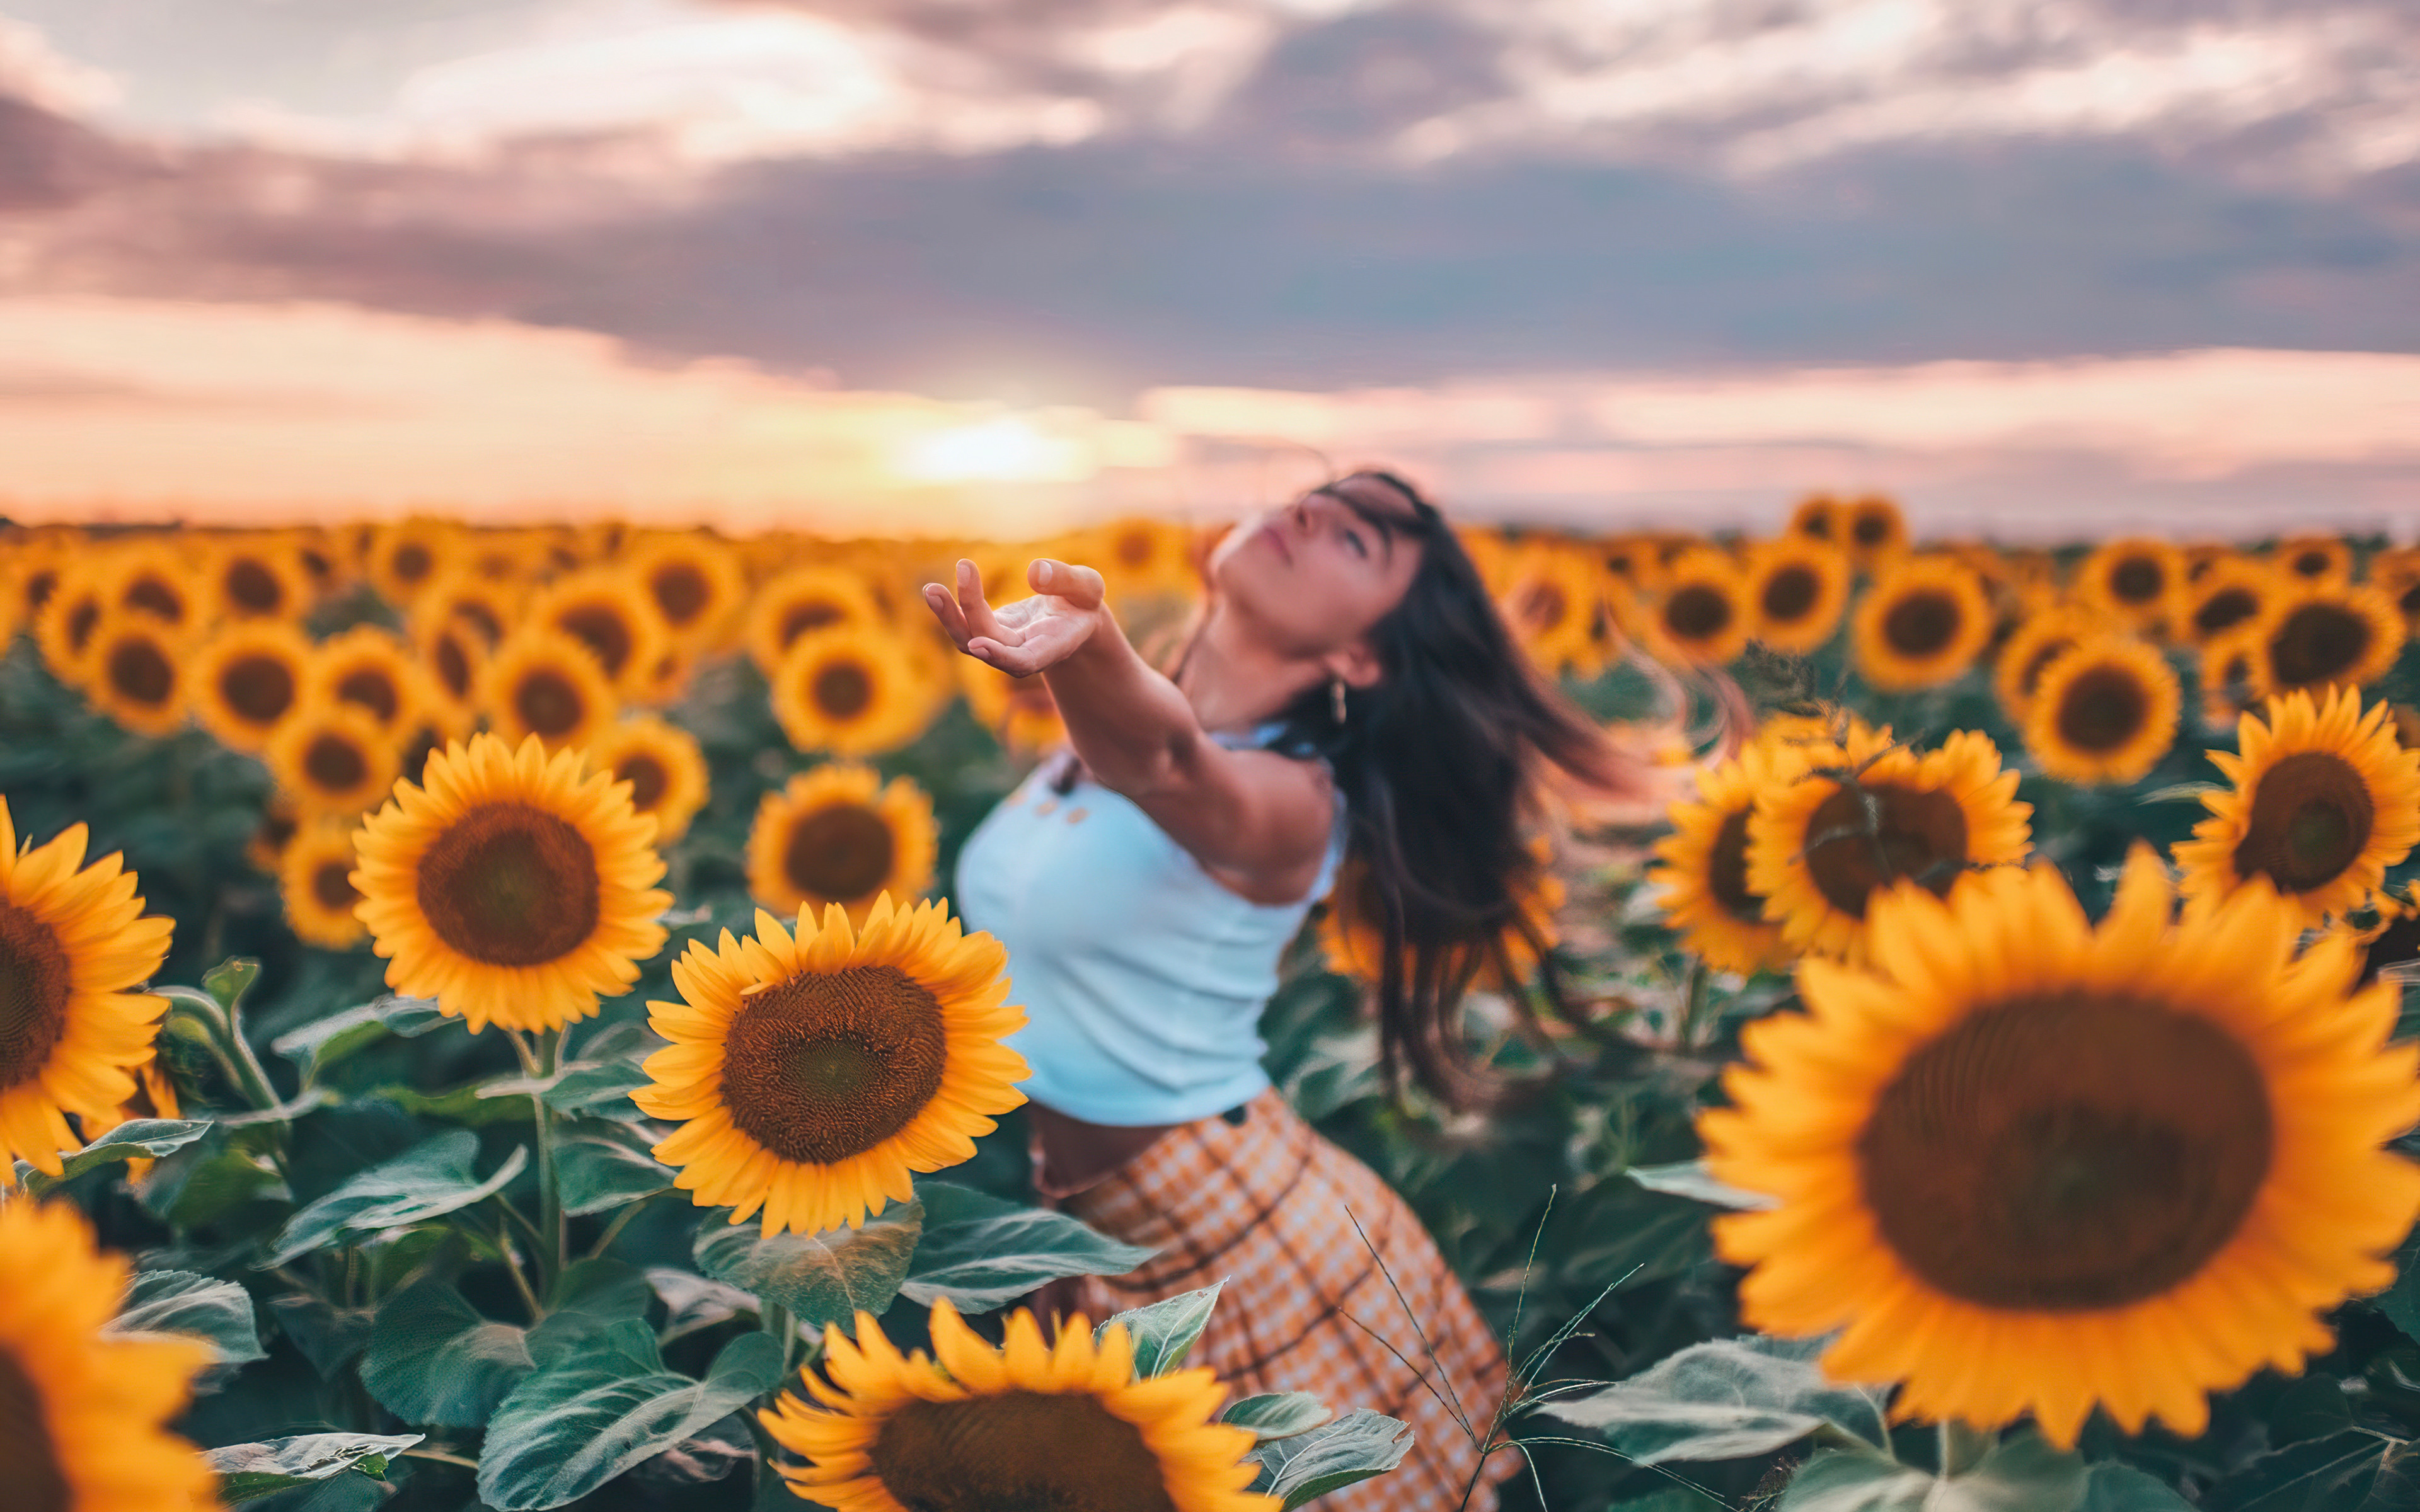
[1173,470,1652,1108]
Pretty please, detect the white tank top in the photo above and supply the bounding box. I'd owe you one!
[952,722,1349,1126]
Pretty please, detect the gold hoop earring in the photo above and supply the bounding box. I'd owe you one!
[1330,677,1348,724]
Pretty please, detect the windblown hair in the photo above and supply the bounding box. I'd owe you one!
[1173,470,1654,1108]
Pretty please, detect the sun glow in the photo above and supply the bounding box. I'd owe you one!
[892,416,1088,484]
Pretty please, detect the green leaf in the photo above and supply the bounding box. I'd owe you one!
[899,1181,1155,1312]
[1246,1408,1413,1510]
[2139,781,2225,803]
[526,1258,657,1367]
[203,956,262,1010]
[16,1118,212,1191]
[556,1128,674,1217]
[359,1281,534,1427]
[2081,1464,2196,1512]
[262,1131,530,1268]
[107,1269,266,1381]
[2373,1225,2420,1344]
[475,1320,785,1510]
[207,1432,425,1504]
[694,1201,922,1328]
[1538,1334,1891,1462]
[544,1057,653,1121]
[1780,1449,1933,1512]
[269,995,447,1074]
[2206,1430,2389,1512]
[1777,1436,2089,1512]
[1098,1282,1223,1377]
[2269,1375,2356,1446]
[1220,1392,1332,1441]
[267,1292,376,1379]
[142,1133,287,1229]
[1624,1159,1779,1211]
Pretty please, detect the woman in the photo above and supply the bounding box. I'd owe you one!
[926,471,1646,1511]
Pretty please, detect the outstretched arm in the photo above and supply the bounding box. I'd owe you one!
[923,558,1333,898]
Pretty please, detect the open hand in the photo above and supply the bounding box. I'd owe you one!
[921,558,1109,677]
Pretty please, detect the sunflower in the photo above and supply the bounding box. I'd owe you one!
[286,526,351,599]
[747,765,936,926]
[84,614,187,738]
[531,568,672,698]
[202,536,307,623]
[2071,537,2184,634]
[2368,547,2420,634]
[635,894,1025,1236]
[1702,849,2420,1446]
[761,1297,1270,1512]
[1088,517,1201,602]
[1650,742,1801,974]
[0,1201,219,1512]
[1319,836,1563,991]
[103,543,197,629]
[1501,540,1611,677]
[1839,495,1906,562]
[2022,637,2181,786]
[2273,534,2351,585]
[33,568,108,687]
[78,1050,182,1181]
[1787,493,1843,546]
[2174,687,2420,924]
[2241,581,2404,700]
[1853,556,1992,691]
[280,822,369,949]
[1743,537,1850,655]
[480,625,619,753]
[1651,549,1753,665]
[2181,558,2278,646]
[0,798,176,1174]
[266,698,400,818]
[248,796,301,875]
[1747,723,2032,965]
[3,530,71,638]
[958,658,1066,753]
[366,517,459,608]
[416,615,485,713]
[410,568,524,650]
[188,619,313,753]
[748,566,887,677]
[769,626,939,757]
[2320,885,2420,988]
[352,732,669,1034]
[1596,533,1666,595]
[623,532,747,653]
[307,626,425,734]
[585,715,712,845]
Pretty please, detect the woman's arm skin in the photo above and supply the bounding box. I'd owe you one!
[923,558,1334,905]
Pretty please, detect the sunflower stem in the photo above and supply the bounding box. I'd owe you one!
[762,1300,800,1378]
[532,1027,567,1294]
[1937,1418,1993,1477]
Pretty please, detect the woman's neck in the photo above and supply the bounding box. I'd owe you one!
[1175,607,1323,735]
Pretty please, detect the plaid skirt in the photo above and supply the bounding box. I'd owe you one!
[1059,1087,1513,1512]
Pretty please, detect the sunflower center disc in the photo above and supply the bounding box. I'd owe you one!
[1852,513,1889,547]
[393,542,433,583]
[304,733,368,795]
[559,605,634,677]
[2110,558,2164,604]
[652,564,710,626]
[2402,582,2420,618]
[415,802,602,966]
[1882,592,1959,659]
[336,668,401,724]
[2194,587,2257,637]
[2268,603,2371,690]
[1664,585,1732,641]
[313,860,360,913]
[515,669,587,738]
[2017,639,2075,700]
[228,559,284,614]
[618,755,669,813]
[721,965,948,1166]
[221,655,297,724]
[66,601,99,656]
[0,902,71,1091]
[1519,581,1568,633]
[458,604,502,643]
[1709,809,1760,922]
[781,601,843,646]
[1859,995,2272,1309]
[2236,750,2373,893]
[1802,782,1971,918]
[0,1345,71,1512]
[126,575,184,622]
[2053,665,2150,753]
[1761,566,1819,623]
[432,636,472,701]
[870,1389,1178,1512]
[784,804,896,902]
[813,662,875,721]
[2295,550,2331,577]
[108,636,174,705]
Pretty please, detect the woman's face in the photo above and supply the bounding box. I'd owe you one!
[1206,474,1427,658]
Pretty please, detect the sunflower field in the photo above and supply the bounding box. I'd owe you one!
[1,498,2418,1511]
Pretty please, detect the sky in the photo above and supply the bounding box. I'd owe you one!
[0,0,2416,539]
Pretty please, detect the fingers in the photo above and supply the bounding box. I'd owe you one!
[920,581,971,648]
[1029,558,1105,609]
[957,559,1013,645]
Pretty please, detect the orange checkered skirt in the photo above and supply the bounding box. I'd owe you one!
[1059,1087,1513,1512]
